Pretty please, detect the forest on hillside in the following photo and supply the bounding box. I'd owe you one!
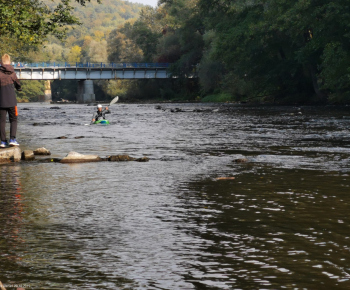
[2,0,350,104]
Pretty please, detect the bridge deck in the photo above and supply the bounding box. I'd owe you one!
[14,63,171,80]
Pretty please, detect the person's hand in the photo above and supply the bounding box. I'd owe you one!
[105,107,109,110]
[92,119,95,122]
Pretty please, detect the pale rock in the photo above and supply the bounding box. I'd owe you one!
[0,147,21,162]
[34,147,51,155]
[60,151,102,163]
[22,150,35,161]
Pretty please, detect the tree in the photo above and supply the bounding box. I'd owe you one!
[67,45,82,63]
[88,40,108,62]
[16,81,45,102]
[93,31,105,42]
[0,0,101,55]
[108,29,143,62]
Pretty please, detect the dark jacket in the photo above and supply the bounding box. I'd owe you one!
[93,109,110,121]
[0,64,22,108]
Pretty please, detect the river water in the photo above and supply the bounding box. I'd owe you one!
[1,103,350,289]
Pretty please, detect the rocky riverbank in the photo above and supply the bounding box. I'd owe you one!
[0,147,149,164]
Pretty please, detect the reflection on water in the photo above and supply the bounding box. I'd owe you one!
[1,104,350,289]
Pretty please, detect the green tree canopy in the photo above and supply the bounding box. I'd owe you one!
[0,0,100,55]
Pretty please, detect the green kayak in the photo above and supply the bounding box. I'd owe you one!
[93,120,110,125]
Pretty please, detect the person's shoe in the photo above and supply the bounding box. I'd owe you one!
[0,141,8,148]
[9,139,19,146]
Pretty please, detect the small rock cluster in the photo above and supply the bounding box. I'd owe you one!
[0,147,149,164]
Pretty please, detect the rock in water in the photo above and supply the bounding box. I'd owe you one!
[233,158,248,163]
[135,157,150,162]
[22,150,35,161]
[34,147,51,155]
[60,151,102,163]
[108,155,135,162]
[0,147,21,162]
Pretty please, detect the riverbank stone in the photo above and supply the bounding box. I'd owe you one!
[60,151,102,163]
[34,147,51,155]
[22,150,35,161]
[0,147,21,163]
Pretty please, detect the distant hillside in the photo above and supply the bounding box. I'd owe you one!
[42,0,144,37]
[21,1,147,103]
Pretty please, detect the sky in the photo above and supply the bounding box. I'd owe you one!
[126,0,158,7]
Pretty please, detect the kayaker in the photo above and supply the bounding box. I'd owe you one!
[92,104,110,123]
[0,54,22,148]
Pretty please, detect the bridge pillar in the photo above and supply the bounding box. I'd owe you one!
[44,80,52,102]
[77,80,95,103]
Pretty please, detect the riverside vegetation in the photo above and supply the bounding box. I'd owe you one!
[1,0,350,104]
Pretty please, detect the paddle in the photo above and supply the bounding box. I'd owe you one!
[108,96,119,106]
[85,96,119,125]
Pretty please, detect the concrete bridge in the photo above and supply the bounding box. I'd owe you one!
[14,62,171,103]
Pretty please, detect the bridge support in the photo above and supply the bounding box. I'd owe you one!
[38,80,52,102]
[77,80,95,103]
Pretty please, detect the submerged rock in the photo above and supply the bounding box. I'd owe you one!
[233,158,248,163]
[22,150,35,161]
[50,107,60,110]
[74,136,85,139]
[60,151,102,163]
[135,157,150,162]
[0,147,21,163]
[33,122,55,126]
[57,136,68,139]
[108,155,135,162]
[34,147,51,155]
[41,158,62,163]
[170,108,183,113]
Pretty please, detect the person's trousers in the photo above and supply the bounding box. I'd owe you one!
[0,107,18,141]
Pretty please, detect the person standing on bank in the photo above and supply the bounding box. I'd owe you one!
[0,54,22,148]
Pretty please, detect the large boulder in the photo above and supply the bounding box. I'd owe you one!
[34,147,51,155]
[0,147,21,163]
[60,151,102,163]
[22,150,35,161]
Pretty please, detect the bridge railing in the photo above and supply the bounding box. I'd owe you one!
[14,62,170,69]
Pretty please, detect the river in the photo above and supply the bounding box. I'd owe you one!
[1,103,350,289]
